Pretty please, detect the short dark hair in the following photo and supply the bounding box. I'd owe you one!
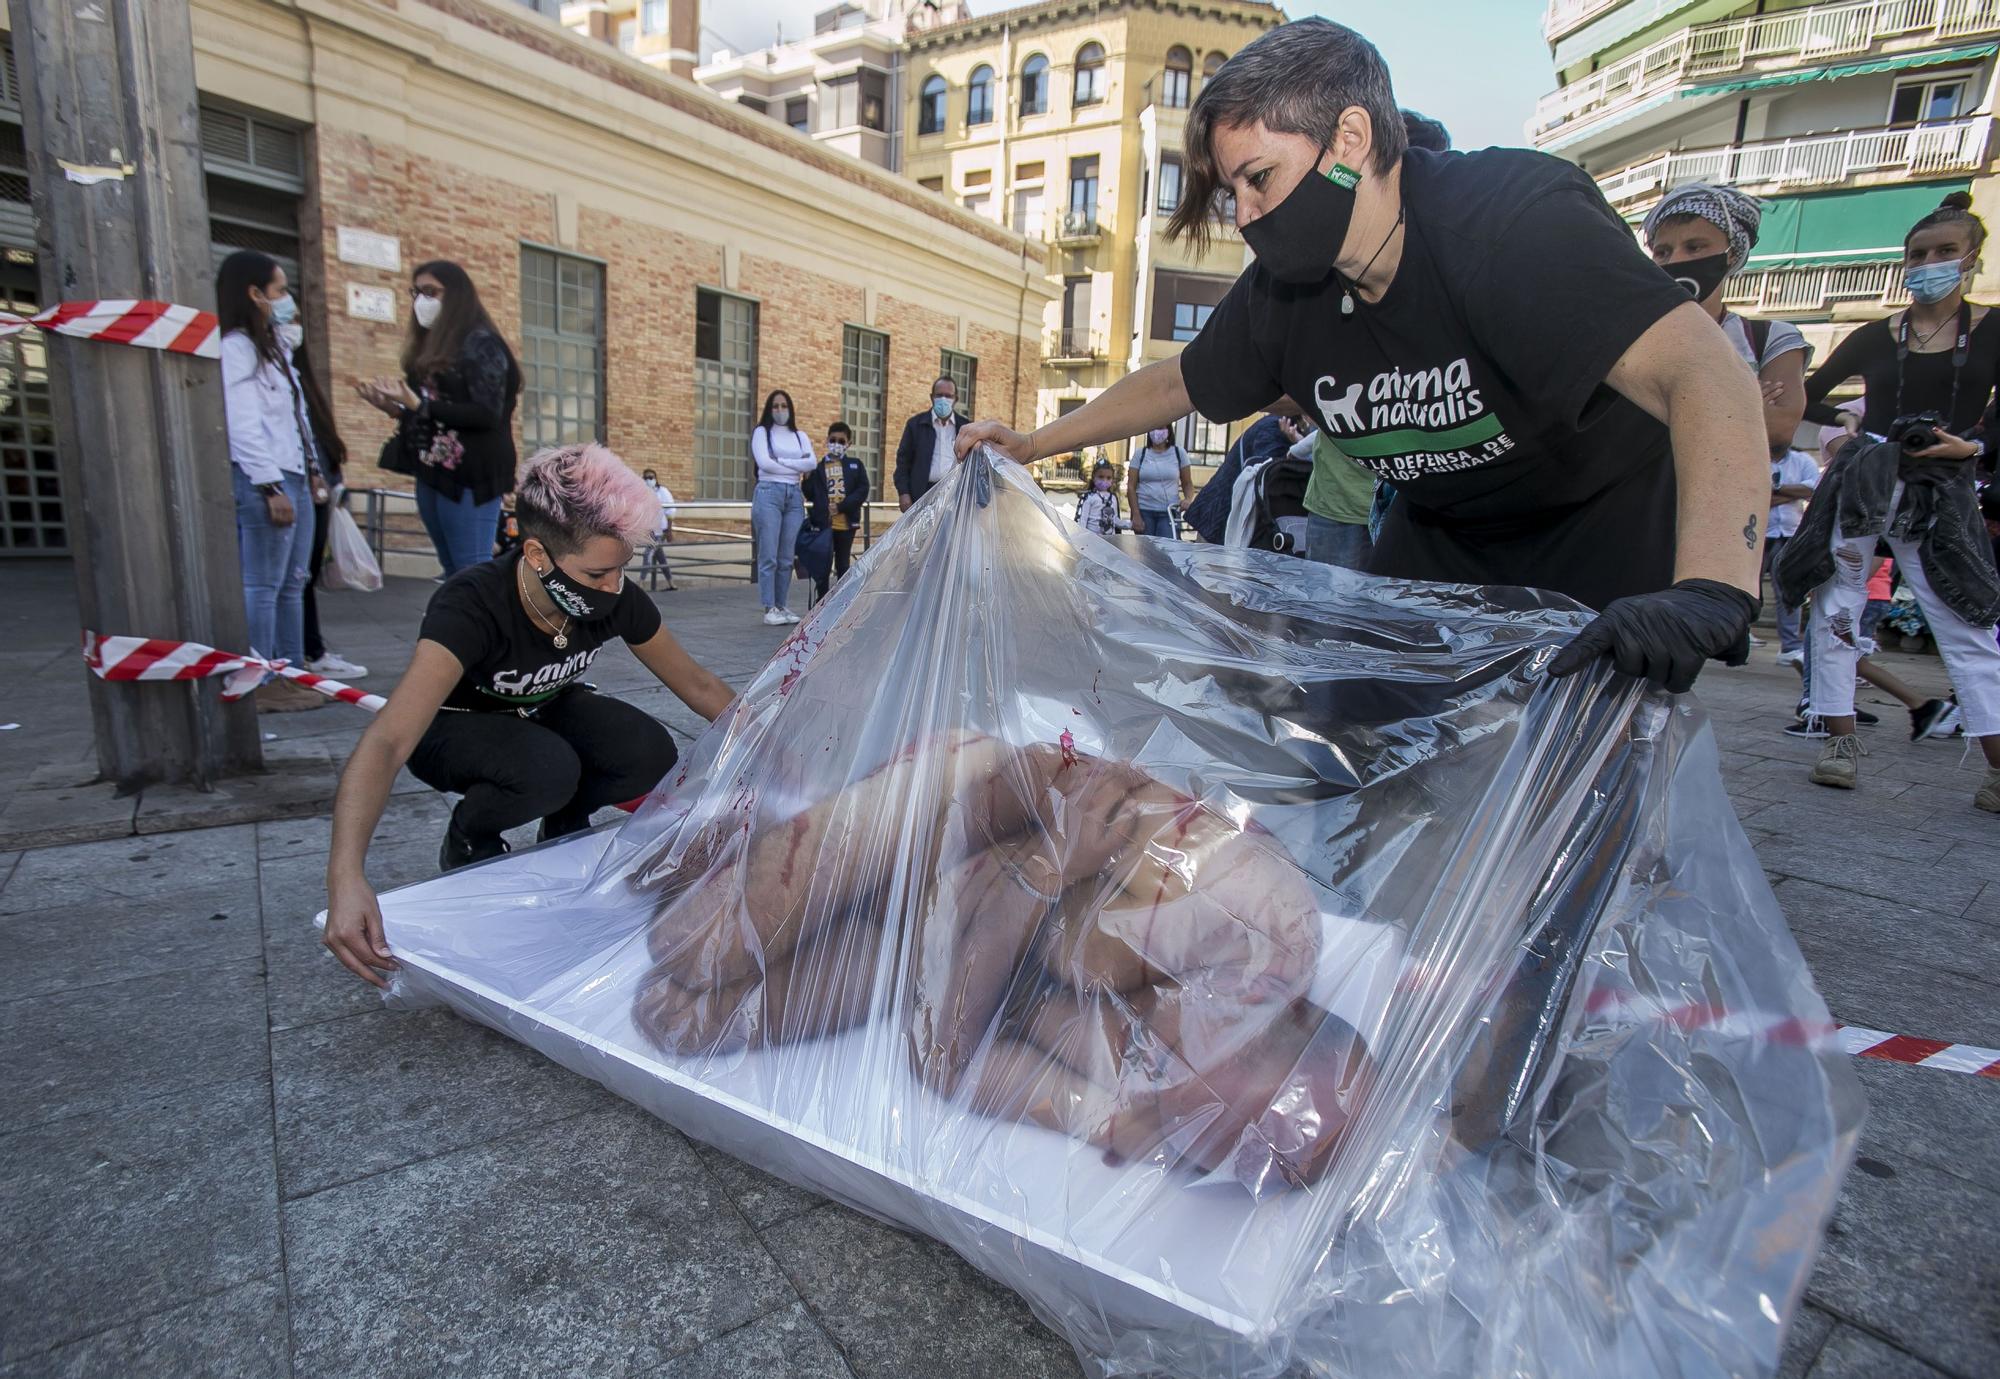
[931,376,956,395]
[827,420,852,439]
[1170,18,1405,251]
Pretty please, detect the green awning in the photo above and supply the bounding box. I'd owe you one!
[1684,42,1997,97]
[1745,180,1974,271]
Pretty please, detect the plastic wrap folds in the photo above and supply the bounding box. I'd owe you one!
[369,448,1862,1378]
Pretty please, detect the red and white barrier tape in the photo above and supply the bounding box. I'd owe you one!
[0,300,220,359]
[82,632,383,711]
[1837,1024,2000,1077]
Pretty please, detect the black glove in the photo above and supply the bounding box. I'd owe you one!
[1547,579,1759,694]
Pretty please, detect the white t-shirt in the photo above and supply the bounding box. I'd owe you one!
[646,481,676,537]
[1721,312,1810,375]
[1767,449,1820,539]
[929,415,959,483]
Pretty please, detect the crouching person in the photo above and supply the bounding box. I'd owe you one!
[323,442,736,987]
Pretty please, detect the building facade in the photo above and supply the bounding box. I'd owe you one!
[1536,0,2000,362]
[0,0,1049,558]
[900,0,1284,473]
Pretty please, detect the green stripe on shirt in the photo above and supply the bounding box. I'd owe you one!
[1329,412,1504,459]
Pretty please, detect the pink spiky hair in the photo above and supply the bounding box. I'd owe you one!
[515,442,658,553]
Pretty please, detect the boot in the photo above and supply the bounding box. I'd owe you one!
[1809,734,1864,790]
[439,815,510,873]
[254,679,326,713]
[538,803,596,844]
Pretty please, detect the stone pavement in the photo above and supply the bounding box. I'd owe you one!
[1,558,1996,1378]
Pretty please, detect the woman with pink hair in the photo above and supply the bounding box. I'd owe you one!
[322,444,738,983]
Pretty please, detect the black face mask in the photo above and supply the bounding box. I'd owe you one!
[1664,252,1731,304]
[1240,149,1362,286]
[535,555,623,622]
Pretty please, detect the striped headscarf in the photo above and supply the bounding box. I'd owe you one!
[1641,183,1763,272]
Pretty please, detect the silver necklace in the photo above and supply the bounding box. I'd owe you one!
[1339,206,1405,316]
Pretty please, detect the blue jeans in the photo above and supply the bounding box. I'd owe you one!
[417,481,504,576]
[1306,513,1374,571]
[1764,535,1802,653]
[752,480,805,609]
[1137,508,1177,540]
[234,466,312,668]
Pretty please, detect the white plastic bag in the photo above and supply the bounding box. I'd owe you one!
[320,503,382,593]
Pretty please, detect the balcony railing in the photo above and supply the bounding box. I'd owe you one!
[1049,206,1102,243]
[1596,115,1991,205]
[1543,0,1629,41]
[1721,258,1911,313]
[1534,0,2000,142]
[1043,326,1107,363]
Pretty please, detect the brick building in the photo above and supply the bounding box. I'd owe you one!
[0,0,1051,557]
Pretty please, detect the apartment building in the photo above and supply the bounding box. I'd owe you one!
[901,0,1285,472]
[1536,0,2000,359]
[0,0,1049,557]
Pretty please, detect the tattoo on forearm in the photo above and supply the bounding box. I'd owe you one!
[1742,514,1757,550]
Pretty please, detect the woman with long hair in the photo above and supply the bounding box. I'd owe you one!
[217,249,324,713]
[1783,191,2000,810]
[749,388,815,624]
[321,443,738,983]
[357,260,522,576]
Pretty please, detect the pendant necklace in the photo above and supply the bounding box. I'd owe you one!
[1339,205,1405,316]
[518,559,572,650]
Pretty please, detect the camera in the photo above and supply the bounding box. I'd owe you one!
[1890,411,1947,453]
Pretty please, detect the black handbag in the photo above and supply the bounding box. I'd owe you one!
[376,420,417,477]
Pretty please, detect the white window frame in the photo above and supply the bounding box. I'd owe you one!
[1888,70,1974,125]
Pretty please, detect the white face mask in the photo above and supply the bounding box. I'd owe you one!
[413,294,442,329]
[277,322,304,353]
[772,408,791,425]
[827,442,847,457]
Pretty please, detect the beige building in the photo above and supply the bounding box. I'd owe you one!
[0,0,1051,558]
[901,0,1285,473]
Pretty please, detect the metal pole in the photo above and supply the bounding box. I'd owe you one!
[10,0,260,789]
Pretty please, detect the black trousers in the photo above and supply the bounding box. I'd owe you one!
[814,525,858,598]
[407,688,677,840]
[303,500,330,661]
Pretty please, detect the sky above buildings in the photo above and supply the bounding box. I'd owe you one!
[699,2,1558,152]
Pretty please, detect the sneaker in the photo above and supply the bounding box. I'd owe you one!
[1747,633,1766,647]
[439,817,509,873]
[1776,648,1804,668]
[1976,769,2000,813]
[253,679,326,714]
[778,607,802,624]
[1809,734,1864,789]
[762,607,788,626]
[1910,697,1954,741]
[1855,707,1880,726]
[306,652,368,679]
[1785,714,1829,739]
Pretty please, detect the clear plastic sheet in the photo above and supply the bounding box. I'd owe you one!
[365,449,1862,1378]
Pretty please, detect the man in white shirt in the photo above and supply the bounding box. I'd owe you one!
[641,467,677,592]
[893,377,970,510]
[1765,447,1820,663]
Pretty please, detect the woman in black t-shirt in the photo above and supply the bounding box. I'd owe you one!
[957,17,1768,694]
[322,444,737,988]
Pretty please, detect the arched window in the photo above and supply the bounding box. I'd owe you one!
[967,64,994,125]
[1203,51,1227,83]
[918,74,949,136]
[1020,54,1049,115]
[1073,41,1106,107]
[1162,46,1191,109]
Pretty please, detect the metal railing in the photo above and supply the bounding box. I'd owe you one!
[1543,0,1632,41]
[1533,0,2000,141]
[1042,326,1107,362]
[1721,258,1911,312]
[350,488,894,586]
[1595,115,1991,205]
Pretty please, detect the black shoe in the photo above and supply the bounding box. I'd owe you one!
[537,805,595,844]
[1910,697,1953,741]
[1785,714,1829,739]
[439,817,509,873]
[1855,707,1880,726]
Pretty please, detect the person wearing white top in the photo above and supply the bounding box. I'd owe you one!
[641,466,678,592]
[1764,448,1820,659]
[750,389,815,623]
[893,377,970,509]
[218,249,324,713]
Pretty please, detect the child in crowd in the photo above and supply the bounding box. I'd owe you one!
[801,421,871,600]
[1074,461,1124,536]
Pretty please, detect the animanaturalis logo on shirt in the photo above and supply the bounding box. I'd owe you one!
[1312,358,1516,482]
[485,647,600,702]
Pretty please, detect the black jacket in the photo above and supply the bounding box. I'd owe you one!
[1776,434,2000,627]
[802,453,871,529]
[892,408,971,504]
[393,327,522,505]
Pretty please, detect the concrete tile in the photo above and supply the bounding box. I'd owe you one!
[0,1276,288,1379]
[0,1077,280,1365]
[691,1140,827,1231]
[0,884,261,1001]
[285,1105,793,1379]
[1783,933,2000,1050]
[133,741,341,838]
[1941,842,2000,890]
[1847,1058,2000,1195]
[643,1302,852,1379]
[273,1006,617,1198]
[1758,838,1983,917]
[762,1205,1084,1379]
[0,959,268,1130]
[0,853,18,890]
[1803,1157,2000,1378]
[1804,1324,1955,1378]
[1969,881,1998,924]
[256,789,451,861]
[1775,1303,1836,1379]
[1740,798,1952,852]
[0,823,258,915]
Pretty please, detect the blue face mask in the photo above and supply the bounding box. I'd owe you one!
[1905,260,1966,305]
[931,396,954,420]
[266,292,297,326]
